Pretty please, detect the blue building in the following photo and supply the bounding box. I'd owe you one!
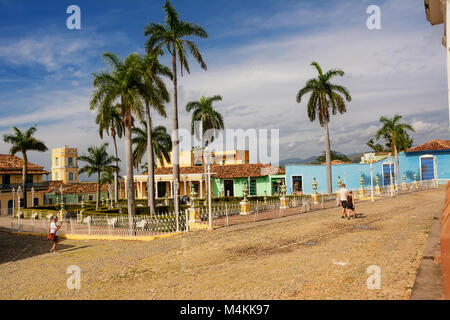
[286,139,450,195]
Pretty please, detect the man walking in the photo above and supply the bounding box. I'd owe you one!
[338,184,349,219]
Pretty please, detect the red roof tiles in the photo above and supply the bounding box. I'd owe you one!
[407,139,450,153]
[153,163,285,179]
[0,154,49,174]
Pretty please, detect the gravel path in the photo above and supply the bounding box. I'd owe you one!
[0,187,444,300]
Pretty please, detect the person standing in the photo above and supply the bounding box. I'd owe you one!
[49,216,62,253]
[346,191,357,219]
[338,184,349,219]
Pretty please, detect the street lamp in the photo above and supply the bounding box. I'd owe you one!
[204,147,213,230]
[367,153,375,202]
[17,186,22,217]
[12,188,15,215]
[388,153,394,197]
[31,187,35,207]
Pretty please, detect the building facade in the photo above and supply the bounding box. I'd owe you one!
[285,139,450,195]
[44,181,110,205]
[125,163,285,200]
[51,146,79,183]
[0,154,49,215]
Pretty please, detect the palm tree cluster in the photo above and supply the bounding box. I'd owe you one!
[89,0,225,230]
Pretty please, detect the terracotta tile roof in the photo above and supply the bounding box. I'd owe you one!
[153,163,285,179]
[45,182,108,194]
[0,154,49,174]
[321,160,351,165]
[407,139,450,153]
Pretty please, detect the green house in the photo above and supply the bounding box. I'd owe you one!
[44,181,110,205]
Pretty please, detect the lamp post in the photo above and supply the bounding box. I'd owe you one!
[12,188,15,216]
[388,153,394,197]
[205,147,212,230]
[17,186,22,217]
[367,153,375,202]
[31,187,35,207]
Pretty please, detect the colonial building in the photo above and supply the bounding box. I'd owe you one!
[44,181,110,205]
[126,163,285,200]
[0,154,49,215]
[285,139,450,195]
[51,146,79,183]
[156,149,250,167]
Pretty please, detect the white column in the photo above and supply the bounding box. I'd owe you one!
[170,181,173,197]
[200,180,203,199]
[184,180,187,196]
[124,180,127,199]
[140,181,143,198]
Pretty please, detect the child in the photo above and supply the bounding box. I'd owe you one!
[346,191,357,219]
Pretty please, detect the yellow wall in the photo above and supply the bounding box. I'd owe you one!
[156,150,250,168]
[0,190,45,215]
[51,147,78,183]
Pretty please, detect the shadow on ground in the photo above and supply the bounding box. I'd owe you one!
[0,229,87,265]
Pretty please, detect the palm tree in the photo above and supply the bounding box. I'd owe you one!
[78,143,119,210]
[137,53,172,213]
[132,124,172,173]
[95,103,123,204]
[186,95,224,146]
[186,95,225,200]
[144,0,208,218]
[296,62,352,195]
[3,126,47,208]
[100,169,122,207]
[375,114,415,186]
[91,52,144,230]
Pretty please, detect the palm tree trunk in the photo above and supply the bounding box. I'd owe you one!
[145,101,156,215]
[96,172,100,210]
[324,122,333,195]
[125,122,136,234]
[171,47,180,229]
[394,144,400,186]
[112,133,119,204]
[22,152,28,209]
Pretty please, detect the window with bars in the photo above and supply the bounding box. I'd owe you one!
[249,179,257,196]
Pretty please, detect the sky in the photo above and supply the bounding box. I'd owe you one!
[0,0,447,178]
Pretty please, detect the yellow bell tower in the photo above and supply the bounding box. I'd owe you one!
[51,146,79,183]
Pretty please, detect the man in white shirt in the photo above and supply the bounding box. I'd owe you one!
[338,184,349,219]
[49,217,62,253]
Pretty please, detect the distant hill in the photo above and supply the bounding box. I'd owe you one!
[280,151,366,167]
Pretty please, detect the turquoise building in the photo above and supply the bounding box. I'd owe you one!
[285,140,450,195]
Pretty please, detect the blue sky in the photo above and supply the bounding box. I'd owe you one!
[0,0,447,175]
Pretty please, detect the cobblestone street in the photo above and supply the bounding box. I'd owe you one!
[0,188,444,300]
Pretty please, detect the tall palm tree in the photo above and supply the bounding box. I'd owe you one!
[137,53,172,213]
[186,95,224,146]
[95,103,123,204]
[78,143,119,210]
[375,114,415,186]
[186,95,225,200]
[296,62,352,195]
[144,0,208,219]
[91,52,144,230]
[3,126,47,208]
[132,124,172,173]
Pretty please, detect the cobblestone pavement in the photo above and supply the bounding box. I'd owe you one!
[0,187,444,300]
